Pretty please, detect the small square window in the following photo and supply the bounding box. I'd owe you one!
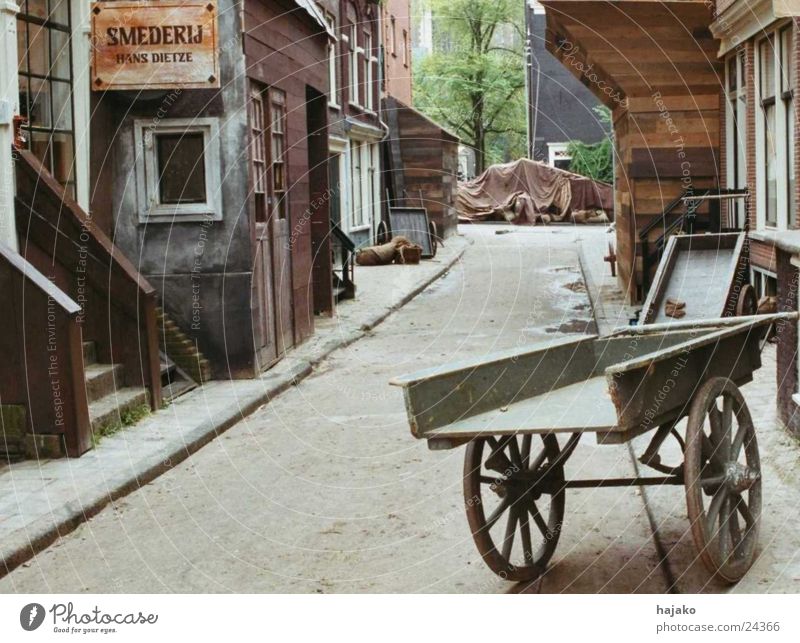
[156,133,207,204]
[134,118,222,222]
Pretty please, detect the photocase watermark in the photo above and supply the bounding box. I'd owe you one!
[19,601,158,635]
[554,38,628,109]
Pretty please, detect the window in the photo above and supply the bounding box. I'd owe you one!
[269,89,288,220]
[348,25,360,106]
[134,118,222,222]
[364,32,373,111]
[756,25,795,230]
[156,134,206,204]
[347,140,380,231]
[249,87,268,221]
[402,29,409,67]
[781,26,796,223]
[725,49,747,227]
[760,35,778,226]
[17,0,76,198]
[326,11,339,107]
[390,16,397,56]
[350,140,363,227]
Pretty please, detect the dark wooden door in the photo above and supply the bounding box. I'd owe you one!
[248,84,278,368]
[267,88,294,354]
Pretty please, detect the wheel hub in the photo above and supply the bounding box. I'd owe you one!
[724,461,759,493]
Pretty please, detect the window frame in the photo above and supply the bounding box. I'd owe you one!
[134,117,222,223]
[725,48,748,228]
[348,24,361,108]
[755,23,795,231]
[326,10,340,109]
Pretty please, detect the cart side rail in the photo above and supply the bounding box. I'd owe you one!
[390,335,598,438]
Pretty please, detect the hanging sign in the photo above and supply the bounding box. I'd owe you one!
[91,0,220,91]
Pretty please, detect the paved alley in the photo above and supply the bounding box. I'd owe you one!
[1,225,799,593]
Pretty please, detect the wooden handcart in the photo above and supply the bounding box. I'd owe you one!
[391,313,794,584]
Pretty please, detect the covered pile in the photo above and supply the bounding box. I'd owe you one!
[456,158,612,224]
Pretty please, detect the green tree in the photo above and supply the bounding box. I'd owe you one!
[566,107,613,184]
[413,0,526,174]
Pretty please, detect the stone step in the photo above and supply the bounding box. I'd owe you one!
[84,363,124,404]
[82,341,97,366]
[89,387,150,437]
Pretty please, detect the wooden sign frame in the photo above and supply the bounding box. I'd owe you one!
[90,0,220,91]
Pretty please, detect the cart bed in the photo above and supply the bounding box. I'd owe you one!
[425,375,615,439]
[392,314,789,448]
[641,233,747,324]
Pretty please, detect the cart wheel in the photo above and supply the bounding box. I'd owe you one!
[685,377,762,583]
[376,220,390,245]
[428,221,439,258]
[464,434,565,582]
[736,284,757,317]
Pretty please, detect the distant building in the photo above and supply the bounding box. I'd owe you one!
[525,0,609,167]
[382,0,413,105]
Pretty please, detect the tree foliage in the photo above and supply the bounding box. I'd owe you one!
[413,0,526,174]
[566,107,613,184]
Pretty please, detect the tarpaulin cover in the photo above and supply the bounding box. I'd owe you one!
[456,158,612,224]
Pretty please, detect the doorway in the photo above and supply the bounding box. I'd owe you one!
[248,82,294,369]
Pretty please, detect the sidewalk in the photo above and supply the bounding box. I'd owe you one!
[0,235,470,577]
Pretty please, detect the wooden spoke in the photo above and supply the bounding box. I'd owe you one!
[705,486,727,535]
[484,496,511,531]
[502,508,517,561]
[519,510,533,564]
[728,498,743,554]
[521,434,532,468]
[508,437,523,470]
[528,502,551,538]
[464,434,565,582]
[685,377,761,583]
[720,397,733,457]
[735,493,756,528]
[731,422,748,461]
[479,475,504,486]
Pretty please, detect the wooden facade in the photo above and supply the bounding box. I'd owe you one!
[88,0,333,379]
[383,96,459,238]
[243,0,333,342]
[543,0,722,303]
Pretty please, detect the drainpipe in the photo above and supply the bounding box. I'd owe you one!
[0,0,20,251]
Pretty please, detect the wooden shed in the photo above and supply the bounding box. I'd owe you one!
[383,97,460,239]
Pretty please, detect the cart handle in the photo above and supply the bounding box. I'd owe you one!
[607,312,798,337]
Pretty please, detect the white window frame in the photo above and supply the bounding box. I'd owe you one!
[402,28,409,68]
[134,117,222,222]
[364,32,376,112]
[755,23,794,231]
[348,24,361,108]
[725,49,748,228]
[327,12,340,109]
[390,15,397,57]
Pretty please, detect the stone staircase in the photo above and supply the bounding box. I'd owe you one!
[155,307,212,385]
[83,341,149,438]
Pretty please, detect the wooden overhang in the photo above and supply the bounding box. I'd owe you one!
[541,0,721,111]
